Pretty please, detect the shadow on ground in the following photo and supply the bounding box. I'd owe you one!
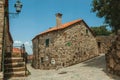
[103,70,120,80]
[83,54,106,69]
[83,54,120,80]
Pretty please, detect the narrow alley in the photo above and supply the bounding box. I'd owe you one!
[26,54,119,80]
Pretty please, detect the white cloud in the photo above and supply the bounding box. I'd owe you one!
[14,40,22,44]
[24,42,29,45]
[24,41,32,46]
[26,46,33,54]
[24,41,33,54]
[14,41,33,54]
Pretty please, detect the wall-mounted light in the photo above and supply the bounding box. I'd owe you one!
[14,0,23,14]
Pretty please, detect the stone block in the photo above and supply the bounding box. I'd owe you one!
[116,51,120,58]
[0,72,3,80]
[106,32,120,76]
[114,64,120,71]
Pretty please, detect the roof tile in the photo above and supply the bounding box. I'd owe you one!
[13,48,21,53]
[33,19,82,40]
[40,19,82,35]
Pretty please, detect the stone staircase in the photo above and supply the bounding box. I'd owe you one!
[4,52,27,79]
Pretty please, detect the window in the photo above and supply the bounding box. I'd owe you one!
[86,29,88,34]
[45,39,49,47]
[62,63,65,67]
[98,42,101,48]
[41,57,44,64]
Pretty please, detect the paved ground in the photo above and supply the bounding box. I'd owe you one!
[26,54,120,80]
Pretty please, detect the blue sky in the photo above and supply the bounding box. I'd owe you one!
[9,0,104,54]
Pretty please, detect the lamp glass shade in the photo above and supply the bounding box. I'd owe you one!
[14,0,22,13]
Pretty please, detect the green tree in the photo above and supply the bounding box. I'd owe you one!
[92,0,120,34]
[91,25,112,36]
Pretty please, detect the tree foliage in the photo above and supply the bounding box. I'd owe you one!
[92,0,120,34]
[91,25,112,36]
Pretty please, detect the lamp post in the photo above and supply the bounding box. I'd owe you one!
[2,0,23,77]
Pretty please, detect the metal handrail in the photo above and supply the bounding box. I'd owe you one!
[21,44,27,76]
[13,44,27,76]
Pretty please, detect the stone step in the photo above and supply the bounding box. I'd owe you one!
[5,77,26,80]
[5,57,24,60]
[4,67,26,72]
[4,62,25,68]
[4,52,12,57]
[0,72,3,79]
[5,52,23,57]
[4,57,24,63]
[4,71,26,78]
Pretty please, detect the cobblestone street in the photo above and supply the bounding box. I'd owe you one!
[26,54,119,80]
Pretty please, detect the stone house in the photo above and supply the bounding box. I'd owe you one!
[32,13,99,69]
[0,0,13,79]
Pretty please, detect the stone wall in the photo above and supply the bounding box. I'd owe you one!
[5,23,13,53]
[96,36,113,54]
[106,31,120,76]
[0,0,13,79]
[32,21,99,69]
[0,0,4,72]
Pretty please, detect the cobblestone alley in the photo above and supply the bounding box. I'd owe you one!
[25,54,119,80]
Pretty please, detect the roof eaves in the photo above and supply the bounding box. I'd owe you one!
[32,19,82,41]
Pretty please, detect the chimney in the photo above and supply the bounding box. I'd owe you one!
[56,13,62,27]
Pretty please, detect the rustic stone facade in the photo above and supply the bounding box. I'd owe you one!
[0,0,13,79]
[0,1,4,79]
[0,0,4,72]
[106,30,120,76]
[32,14,99,69]
[96,36,113,54]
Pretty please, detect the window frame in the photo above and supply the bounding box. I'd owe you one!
[45,39,49,47]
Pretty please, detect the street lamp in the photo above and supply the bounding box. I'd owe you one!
[14,0,23,13]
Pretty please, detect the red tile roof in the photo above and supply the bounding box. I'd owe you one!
[13,48,21,53]
[41,19,82,35]
[33,19,82,40]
